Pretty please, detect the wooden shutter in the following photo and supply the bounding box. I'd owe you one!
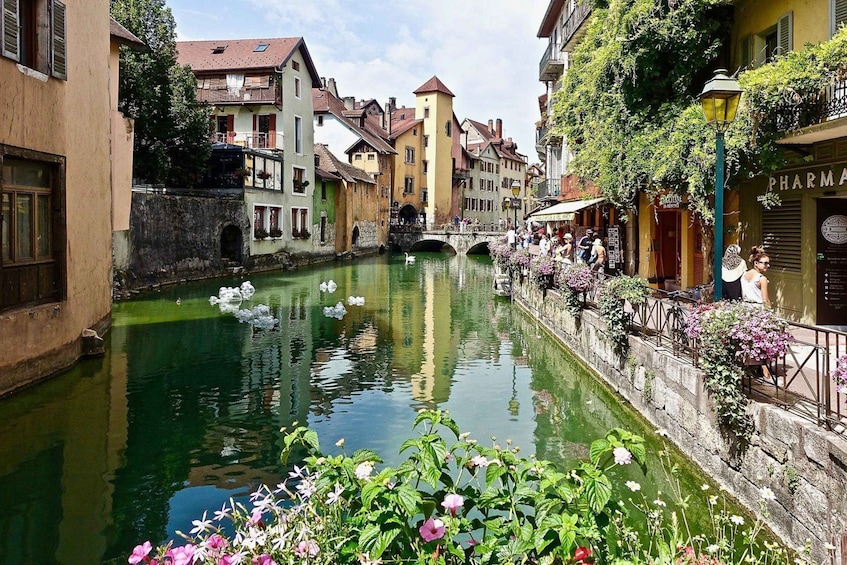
[762,199,801,272]
[268,114,276,148]
[50,0,66,80]
[2,0,19,62]
[777,12,793,56]
[835,0,847,36]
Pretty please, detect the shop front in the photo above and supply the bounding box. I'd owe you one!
[740,146,847,327]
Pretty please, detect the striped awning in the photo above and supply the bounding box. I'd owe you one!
[527,197,606,222]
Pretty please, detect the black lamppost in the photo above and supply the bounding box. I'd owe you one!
[699,69,743,301]
[511,180,521,230]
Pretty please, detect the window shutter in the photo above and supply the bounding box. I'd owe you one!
[835,0,847,36]
[50,0,67,79]
[777,12,793,56]
[268,114,276,148]
[2,0,19,62]
[762,199,801,272]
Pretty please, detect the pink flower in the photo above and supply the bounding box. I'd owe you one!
[218,556,237,565]
[128,541,152,564]
[355,461,375,480]
[247,509,264,527]
[613,447,632,465]
[165,544,195,565]
[206,534,227,551]
[253,554,276,565]
[294,540,320,558]
[419,517,446,542]
[441,493,465,516]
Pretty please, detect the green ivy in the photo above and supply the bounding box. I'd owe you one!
[598,276,650,357]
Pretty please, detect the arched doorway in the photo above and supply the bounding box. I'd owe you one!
[398,204,418,225]
[351,225,360,246]
[221,225,243,263]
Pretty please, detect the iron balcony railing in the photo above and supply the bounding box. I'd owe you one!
[211,131,284,150]
[539,41,565,81]
[773,77,847,133]
[562,1,592,52]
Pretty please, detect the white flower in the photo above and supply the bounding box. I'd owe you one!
[730,515,745,526]
[706,544,720,553]
[327,483,344,505]
[760,487,776,501]
[655,428,669,437]
[470,455,491,468]
[708,495,718,505]
[213,502,232,522]
[613,447,633,465]
[700,484,710,491]
[190,511,214,534]
[336,438,345,447]
[653,499,667,507]
[288,465,307,479]
[625,481,641,492]
[355,461,375,480]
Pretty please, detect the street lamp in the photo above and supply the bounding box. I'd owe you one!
[699,69,743,301]
[511,179,521,230]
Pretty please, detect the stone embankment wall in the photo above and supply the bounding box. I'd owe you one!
[513,281,847,564]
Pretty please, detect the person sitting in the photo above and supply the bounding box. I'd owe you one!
[741,246,771,308]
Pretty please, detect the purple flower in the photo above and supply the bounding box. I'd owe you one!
[128,541,152,564]
[419,517,446,542]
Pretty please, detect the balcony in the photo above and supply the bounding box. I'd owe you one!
[536,122,562,153]
[562,1,592,53]
[195,85,280,106]
[774,78,847,145]
[539,41,565,82]
[211,131,284,150]
[535,178,562,200]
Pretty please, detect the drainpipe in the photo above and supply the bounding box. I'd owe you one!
[625,211,637,276]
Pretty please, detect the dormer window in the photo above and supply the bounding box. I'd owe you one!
[254,43,269,52]
[212,45,227,54]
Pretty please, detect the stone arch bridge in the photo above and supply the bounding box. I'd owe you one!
[389,228,503,255]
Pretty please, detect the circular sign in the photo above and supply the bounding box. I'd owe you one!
[822,214,847,245]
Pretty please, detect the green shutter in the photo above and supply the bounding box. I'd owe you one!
[739,35,752,70]
[50,0,66,80]
[762,199,801,272]
[777,12,793,56]
[2,0,19,62]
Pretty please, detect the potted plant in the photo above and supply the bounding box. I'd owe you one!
[254,227,269,239]
[300,229,311,240]
[233,167,251,178]
[292,228,301,239]
[257,170,272,180]
[269,227,283,239]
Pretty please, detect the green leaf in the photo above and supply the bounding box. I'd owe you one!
[485,462,506,485]
[351,449,383,464]
[440,414,461,438]
[392,484,422,516]
[589,438,610,465]
[583,473,613,513]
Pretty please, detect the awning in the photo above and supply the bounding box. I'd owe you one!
[527,197,606,222]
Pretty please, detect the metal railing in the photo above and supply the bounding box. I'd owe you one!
[562,1,592,52]
[773,77,847,133]
[210,131,284,149]
[539,42,565,81]
[532,272,847,435]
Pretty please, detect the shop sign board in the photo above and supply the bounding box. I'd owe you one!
[607,225,621,270]
[816,199,847,326]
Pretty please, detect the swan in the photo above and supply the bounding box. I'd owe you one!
[319,281,328,292]
[405,252,416,264]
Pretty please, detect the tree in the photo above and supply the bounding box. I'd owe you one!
[110,0,210,187]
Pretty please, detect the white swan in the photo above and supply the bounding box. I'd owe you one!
[405,252,416,264]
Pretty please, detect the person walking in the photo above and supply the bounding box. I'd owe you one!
[506,226,517,249]
[741,246,771,308]
[562,233,574,264]
[539,234,551,257]
[589,238,606,272]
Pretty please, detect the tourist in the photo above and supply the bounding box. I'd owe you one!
[576,229,594,263]
[562,233,574,264]
[506,226,517,249]
[589,238,606,272]
[539,234,551,257]
[721,244,746,301]
[741,246,771,308]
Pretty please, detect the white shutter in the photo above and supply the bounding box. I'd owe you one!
[835,0,847,36]
[1,0,19,62]
[777,12,793,56]
[50,0,66,80]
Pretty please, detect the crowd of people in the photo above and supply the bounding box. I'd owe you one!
[506,225,608,272]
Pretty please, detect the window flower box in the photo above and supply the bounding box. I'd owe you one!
[254,227,269,239]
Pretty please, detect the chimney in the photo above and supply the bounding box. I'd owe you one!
[388,97,396,112]
[496,118,502,139]
[343,96,355,110]
[320,76,326,89]
[327,78,338,97]
[488,119,494,135]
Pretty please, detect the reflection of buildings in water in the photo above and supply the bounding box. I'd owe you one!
[0,326,129,564]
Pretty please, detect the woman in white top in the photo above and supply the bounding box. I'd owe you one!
[741,246,771,308]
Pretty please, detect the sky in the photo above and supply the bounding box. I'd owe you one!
[168,0,550,164]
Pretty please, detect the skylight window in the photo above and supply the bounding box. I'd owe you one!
[254,44,269,52]
[212,45,227,54]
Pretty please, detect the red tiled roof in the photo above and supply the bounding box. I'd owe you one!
[314,144,375,184]
[538,0,566,38]
[465,118,494,140]
[176,37,321,87]
[109,18,145,50]
[413,76,455,97]
[313,88,396,155]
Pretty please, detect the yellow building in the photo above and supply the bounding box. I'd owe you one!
[0,3,138,393]
[735,0,847,324]
[415,77,456,228]
[389,109,426,225]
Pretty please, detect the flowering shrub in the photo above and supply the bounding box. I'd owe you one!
[685,302,793,439]
[510,248,532,271]
[489,240,514,270]
[130,411,647,565]
[556,264,595,314]
[834,354,847,394]
[530,255,557,290]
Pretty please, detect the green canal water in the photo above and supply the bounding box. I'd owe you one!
[0,254,742,564]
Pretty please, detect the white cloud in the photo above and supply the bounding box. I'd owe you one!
[170,0,549,161]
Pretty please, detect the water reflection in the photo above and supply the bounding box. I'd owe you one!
[0,253,723,564]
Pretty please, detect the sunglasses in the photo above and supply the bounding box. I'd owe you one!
[757,261,770,266]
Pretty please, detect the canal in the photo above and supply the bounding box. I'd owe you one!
[0,254,734,564]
